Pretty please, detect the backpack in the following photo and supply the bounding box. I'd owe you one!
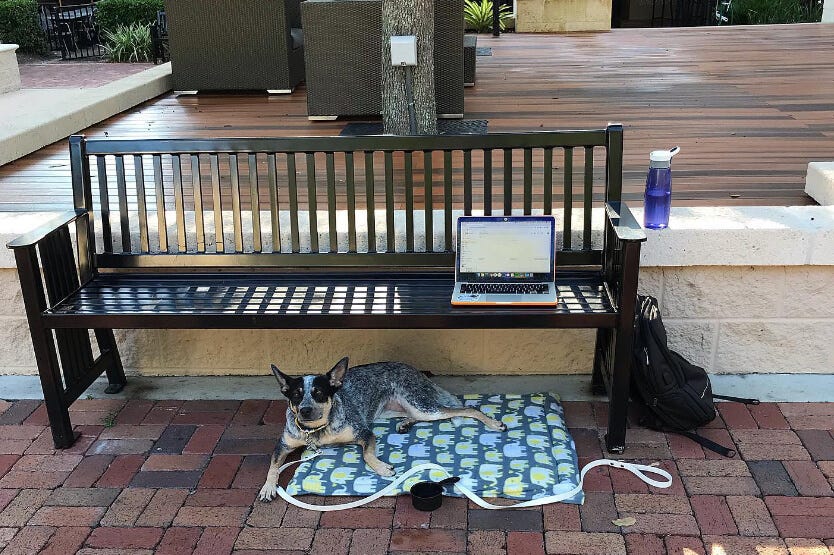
[630,295,758,457]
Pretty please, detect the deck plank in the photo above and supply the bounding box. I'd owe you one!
[2,24,832,210]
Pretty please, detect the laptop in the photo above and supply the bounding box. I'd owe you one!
[452,215,557,306]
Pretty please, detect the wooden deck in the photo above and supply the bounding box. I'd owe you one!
[2,24,833,211]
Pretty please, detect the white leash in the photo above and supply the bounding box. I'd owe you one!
[271,453,672,511]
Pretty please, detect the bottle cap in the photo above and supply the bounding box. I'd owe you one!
[650,146,680,163]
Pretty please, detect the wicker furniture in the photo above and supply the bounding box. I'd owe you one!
[464,34,476,87]
[165,0,305,92]
[302,0,465,119]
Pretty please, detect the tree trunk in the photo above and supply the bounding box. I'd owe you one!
[381,0,437,135]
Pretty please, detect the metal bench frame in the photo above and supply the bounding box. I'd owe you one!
[8,125,646,452]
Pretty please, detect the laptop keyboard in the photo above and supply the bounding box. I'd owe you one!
[460,283,549,295]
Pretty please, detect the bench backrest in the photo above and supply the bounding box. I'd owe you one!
[70,125,623,271]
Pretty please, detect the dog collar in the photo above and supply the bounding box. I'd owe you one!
[294,415,328,452]
[294,415,328,433]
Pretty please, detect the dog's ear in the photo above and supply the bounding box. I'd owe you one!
[270,364,292,394]
[327,357,349,388]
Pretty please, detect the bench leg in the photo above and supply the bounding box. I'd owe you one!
[15,247,77,448]
[31,327,77,448]
[604,241,642,455]
[95,329,126,394]
[605,330,631,454]
[594,326,629,454]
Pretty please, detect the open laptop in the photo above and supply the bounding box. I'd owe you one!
[452,215,557,306]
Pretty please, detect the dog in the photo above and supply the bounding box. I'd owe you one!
[258,357,507,502]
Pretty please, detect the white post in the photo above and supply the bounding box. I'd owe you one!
[823,0,833,23]
[0,44,22,94]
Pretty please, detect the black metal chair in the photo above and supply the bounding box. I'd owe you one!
[54,19,77,57]
[651,0,674,26]
[151,10,169,64]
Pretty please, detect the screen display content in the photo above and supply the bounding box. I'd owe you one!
[458,219,553,275]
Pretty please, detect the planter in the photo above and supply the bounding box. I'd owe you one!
[0,44,21,94]
[515,0,612,32]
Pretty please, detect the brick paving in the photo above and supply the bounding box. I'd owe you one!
[17,61,154,89]
[0,400,832,553]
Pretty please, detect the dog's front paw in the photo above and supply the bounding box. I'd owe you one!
[374,462,396,477]
[258,482,279,502]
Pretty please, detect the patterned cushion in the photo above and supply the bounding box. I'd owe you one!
[286,393,583,504]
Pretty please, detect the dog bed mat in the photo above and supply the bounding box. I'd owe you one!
[285,393,584,504]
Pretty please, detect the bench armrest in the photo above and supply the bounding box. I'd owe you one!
[6,209,88,250]
[605,201,646,243]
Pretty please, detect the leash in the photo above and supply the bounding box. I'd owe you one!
[268,453,673,512]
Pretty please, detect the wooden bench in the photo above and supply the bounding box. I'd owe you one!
[8,125,646,452]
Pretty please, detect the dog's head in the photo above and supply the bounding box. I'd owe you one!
[270,357,348,429]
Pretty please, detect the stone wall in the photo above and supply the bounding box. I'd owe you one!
[515,0,612,32]
[0,45,21,94]
[1,204,833,377]
[638,266,834,374]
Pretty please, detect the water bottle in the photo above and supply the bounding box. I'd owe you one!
[643,147,680,229]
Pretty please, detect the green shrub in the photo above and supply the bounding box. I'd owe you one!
[464,0,512,33]
[103,22,151,62]
[95,0,162,34]
[0,0,48,54]
[728,0,822,24]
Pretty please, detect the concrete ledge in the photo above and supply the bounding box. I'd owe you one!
[0,44,21,94]
[0,63,172,167]
[636,205,834,266]
[3,205,833,268]
[2,373,833,402]
[806,161,834,206]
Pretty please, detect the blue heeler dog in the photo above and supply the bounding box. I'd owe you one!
[258,357,507,502]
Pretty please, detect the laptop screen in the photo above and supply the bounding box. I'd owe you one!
[456,216,555,282]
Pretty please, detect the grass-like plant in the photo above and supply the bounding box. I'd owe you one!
[103,22,152,62]
[464,0,512,33]
[728,0,822,24]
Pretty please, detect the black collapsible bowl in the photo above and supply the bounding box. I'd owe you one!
[410,476,460,512]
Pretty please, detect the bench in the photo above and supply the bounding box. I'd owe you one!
[8,125,646,453]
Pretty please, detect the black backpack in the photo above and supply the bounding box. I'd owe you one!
[630,295,758,457]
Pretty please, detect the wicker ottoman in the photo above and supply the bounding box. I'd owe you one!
[464,34,476,87]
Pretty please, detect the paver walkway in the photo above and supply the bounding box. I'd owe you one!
[18,62,154,89]
[0,398,832,554]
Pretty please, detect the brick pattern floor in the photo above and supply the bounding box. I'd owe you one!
[18,62,155,89]
[0,399,832,554]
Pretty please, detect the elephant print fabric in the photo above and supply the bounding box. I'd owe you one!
[286,393,584,504]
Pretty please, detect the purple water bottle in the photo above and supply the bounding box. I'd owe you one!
[644,147,680,229]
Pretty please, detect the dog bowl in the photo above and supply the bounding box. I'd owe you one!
[410,476,460,512]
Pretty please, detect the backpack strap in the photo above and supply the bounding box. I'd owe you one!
[679,431,737,458]
[713,394,760,405]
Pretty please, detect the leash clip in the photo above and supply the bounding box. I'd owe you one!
[302,430,321,453]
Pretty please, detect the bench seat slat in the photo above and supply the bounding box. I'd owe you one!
[43,272,617,329]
